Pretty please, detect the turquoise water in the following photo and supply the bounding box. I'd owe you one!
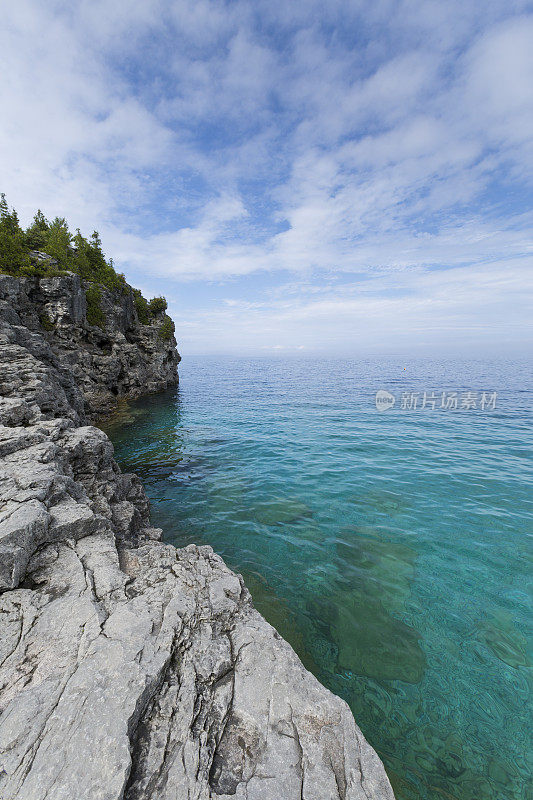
[102,357,533,800]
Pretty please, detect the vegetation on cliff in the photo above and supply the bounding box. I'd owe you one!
[158,314,175,341]
[0,193,174,334]
[85,283,106,329]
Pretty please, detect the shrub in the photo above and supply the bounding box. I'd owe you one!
[133,289,150,324]
[85,283,105,329]
[158,314,175,341]
[21,256,64,279]
[148,296,167,316]
[40,312,54,331]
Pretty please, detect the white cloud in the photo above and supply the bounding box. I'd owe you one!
[0,0,531,353]
[173,254,532,354]
[0,0,177,233]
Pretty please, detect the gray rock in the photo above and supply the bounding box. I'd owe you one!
[0,277,395,799]
[0,271,180,419]
[0,397,33,426]
[0,499,49,590]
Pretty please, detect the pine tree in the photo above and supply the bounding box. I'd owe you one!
[90,230,103,251]
[71,228,91,279]
[0,194,157,303]
[43,217,72,269]
[0,193,8,219]
[86,230,109,283]
[25,209,50,250]
[0,193,31,274]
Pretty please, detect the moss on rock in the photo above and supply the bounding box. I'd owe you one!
[85,283,105,329]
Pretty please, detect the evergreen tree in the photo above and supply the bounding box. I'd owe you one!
[0,193,162,309]
[43,217,72,269]
[0,193,31,273]
[71,228,91,279]
[0,193,9,222]
[25,210,49,250]
[90,231,103,251]
[85,229,108,281]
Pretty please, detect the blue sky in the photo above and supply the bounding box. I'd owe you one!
[2,0,532,355]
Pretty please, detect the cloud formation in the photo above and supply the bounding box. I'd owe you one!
[1,0,532,353]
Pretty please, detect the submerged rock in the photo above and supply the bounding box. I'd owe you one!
[331,530,426,684]
[253,496,313,526]
[0,277,395,799]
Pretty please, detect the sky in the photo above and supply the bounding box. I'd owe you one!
[1,0,532,356]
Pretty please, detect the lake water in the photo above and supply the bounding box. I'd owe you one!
[102,356,532,800]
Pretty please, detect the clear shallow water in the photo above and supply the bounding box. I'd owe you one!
[102,357,533,800]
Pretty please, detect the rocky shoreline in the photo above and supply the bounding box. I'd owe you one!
[0,274,394,799]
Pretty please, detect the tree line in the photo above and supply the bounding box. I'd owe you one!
[0,193,172,337]
[0,192,127,292]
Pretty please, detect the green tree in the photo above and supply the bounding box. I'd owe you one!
[0,195,168,325]
[90,230,102,249]
[43,217,72,269]
[85,230,109,282]
[25,209,49,250]
[148,296,168,316]
[71,229,92,279]
[0,193,31,274]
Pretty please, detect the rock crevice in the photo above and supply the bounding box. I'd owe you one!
[0,275,394,799]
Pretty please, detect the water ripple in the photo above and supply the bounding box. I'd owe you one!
[102,356,533,800]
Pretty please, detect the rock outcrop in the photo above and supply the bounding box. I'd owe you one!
[0,276,394,800]
[0,271,180,420]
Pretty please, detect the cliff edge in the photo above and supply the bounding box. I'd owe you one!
[0,269,180,419]
[0,274,394,800]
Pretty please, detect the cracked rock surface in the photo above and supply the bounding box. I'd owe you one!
[0,277,395,799]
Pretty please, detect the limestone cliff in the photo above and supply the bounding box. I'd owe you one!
[0,275,394,800]
[0,271,180,420]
